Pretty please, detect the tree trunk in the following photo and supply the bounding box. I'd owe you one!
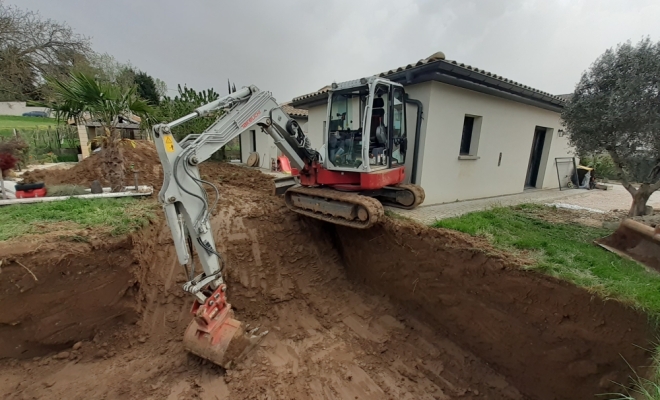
[629,183,653,217]
[102,129,125,192]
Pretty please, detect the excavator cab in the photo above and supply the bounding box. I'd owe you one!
[323,78,407,173]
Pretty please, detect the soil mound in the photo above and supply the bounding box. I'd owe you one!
[22,141,163,189]
[21,141,273,193]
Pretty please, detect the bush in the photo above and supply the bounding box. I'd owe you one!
[0,136,29,169]
[56,154,79,162]
[580,154,618,180]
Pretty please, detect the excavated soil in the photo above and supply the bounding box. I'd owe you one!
[0,143,656,400]
[21,141,270,193]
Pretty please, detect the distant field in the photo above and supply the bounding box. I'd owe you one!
[0,115,60,136]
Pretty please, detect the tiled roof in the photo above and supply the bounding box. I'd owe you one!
[556,93,573,101]
[291,85,330,104]
[292,52,567,109]
[280,102,309,118]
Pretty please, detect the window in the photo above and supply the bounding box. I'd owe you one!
[458,115,482,158]
[250,130,256,152]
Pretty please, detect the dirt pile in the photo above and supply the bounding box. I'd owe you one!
[0,164,656,399]
[22,141,164,189]
[21,141,272,193]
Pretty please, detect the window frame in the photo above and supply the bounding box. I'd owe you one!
[458,114,482,159]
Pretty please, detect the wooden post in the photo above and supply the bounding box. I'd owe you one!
[0,171,6,200]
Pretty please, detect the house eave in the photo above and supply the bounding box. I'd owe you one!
[292,60,565,113]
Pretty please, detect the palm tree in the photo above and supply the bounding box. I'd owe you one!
[40,72,152,192]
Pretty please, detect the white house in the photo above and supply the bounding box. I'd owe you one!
[287,51,573,205]
[238,102,308,169]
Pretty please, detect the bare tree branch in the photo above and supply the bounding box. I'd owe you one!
[0,1,91,100]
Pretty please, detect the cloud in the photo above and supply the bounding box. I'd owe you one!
[11,0,660,100]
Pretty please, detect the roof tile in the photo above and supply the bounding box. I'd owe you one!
[292,52,567,105]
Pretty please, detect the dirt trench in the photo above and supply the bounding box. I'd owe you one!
[0,169,656,399]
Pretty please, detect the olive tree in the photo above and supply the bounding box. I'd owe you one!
[562,38,660,216]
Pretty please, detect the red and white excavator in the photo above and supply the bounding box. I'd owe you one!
[153,76,424,368]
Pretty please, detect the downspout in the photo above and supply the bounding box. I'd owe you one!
[405,95,423,185]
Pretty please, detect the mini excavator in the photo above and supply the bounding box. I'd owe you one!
[153,76,425,368]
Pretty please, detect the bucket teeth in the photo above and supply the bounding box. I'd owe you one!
[183,316,268,369]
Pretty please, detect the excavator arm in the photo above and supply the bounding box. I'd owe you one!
[154,85,314,303]
[152,85,316,367]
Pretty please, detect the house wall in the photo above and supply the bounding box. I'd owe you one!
[402,83,433,184]
[0,102,50,116]
[238,115,308,168]
[239,128,274,168]
[418,81,572,204]
[306,106,327,150]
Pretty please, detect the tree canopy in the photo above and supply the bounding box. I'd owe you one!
[562,38,660,215]
[0,1,91,101]
[156,85,221,139]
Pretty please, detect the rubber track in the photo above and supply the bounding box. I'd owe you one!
[381,183,426,210]
[284,186,384,229]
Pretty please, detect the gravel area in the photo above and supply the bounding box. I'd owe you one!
[392,184,660,224]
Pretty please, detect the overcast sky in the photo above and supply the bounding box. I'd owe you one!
[11,0,660,102]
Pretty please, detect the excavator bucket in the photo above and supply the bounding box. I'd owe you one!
[595,219,660,271]
[182,285,267,369]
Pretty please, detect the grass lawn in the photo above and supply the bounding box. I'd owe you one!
[0,115,59,136]
[433,204,660,322]
[0,197,158,241]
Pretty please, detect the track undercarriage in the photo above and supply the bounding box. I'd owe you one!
[284,183,425,229]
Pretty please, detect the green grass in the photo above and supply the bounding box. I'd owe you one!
[607,343,660,399]
[0,115,59,136]
[0,197,157,241]
[433,204,660,321]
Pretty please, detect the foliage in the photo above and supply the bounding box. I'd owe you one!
[56,154,79,162]
[433,204,660,322]
[133,70,161,105]
[156,84,221,140]
[606,343,660,400]
[40,72,152,127]
[562,38,660,215]
[579,154,618,180]
[0,152,16,174]
[0,135,28,168]
[0,197,157,241]
[0,1,91,101]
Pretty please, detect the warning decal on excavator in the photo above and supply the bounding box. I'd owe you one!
[164,135,175,153]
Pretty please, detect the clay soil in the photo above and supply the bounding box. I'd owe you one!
[0,143,656,400]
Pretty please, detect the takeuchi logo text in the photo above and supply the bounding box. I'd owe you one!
[241,110,262,129]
